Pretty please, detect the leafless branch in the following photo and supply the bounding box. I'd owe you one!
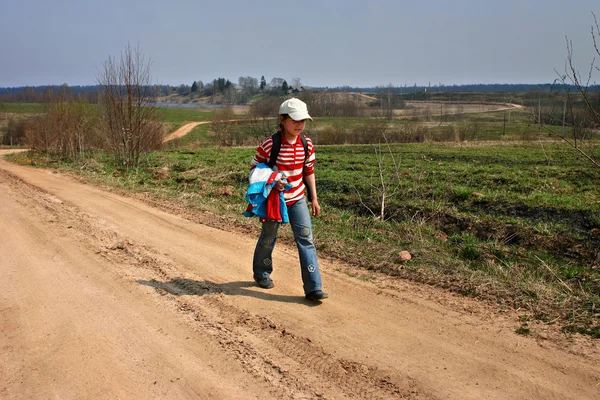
[97,43,163,169]
[352,133,403,221]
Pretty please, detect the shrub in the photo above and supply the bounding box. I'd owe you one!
[318,121,347,145]
[27,100,102,162]
[386,124,428,143]
[2,117,27,146]
[454,121,479,142]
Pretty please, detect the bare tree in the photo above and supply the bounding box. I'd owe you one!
[454,121,479,142]
[377,84,396,120]
[352,134,403,221]
[299,91,361,118]
[25,85,100,161]
[548,12,600,169]
[211,106,235,146]
[246,116,277,145]
[2,117,26,146]
[97,44,163,169]
[268,77,285,94]
[246,96,280,144]
[249,96,281,118]
[238,76,258,94]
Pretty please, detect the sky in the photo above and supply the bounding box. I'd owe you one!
[1,0,599,88]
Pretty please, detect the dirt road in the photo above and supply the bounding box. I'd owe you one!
[1,153,599,399]
[162,119,253,143]
[162,122,209,142]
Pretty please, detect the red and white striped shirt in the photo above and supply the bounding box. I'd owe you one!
[251,132,316,204]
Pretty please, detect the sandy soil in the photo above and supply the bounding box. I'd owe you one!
[1,152,599,399]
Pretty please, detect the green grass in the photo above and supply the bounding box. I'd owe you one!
[0,103,212,123]
[158,107,212,124]
[1,103,45,113]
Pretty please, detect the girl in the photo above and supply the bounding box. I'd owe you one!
[250,98,328,302]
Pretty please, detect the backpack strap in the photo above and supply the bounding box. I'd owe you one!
[268,132,282,168]
[299,135,313,202]
[300,135,309,164]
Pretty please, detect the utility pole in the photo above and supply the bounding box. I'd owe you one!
[538,97,541,130]
[562,99,566,136]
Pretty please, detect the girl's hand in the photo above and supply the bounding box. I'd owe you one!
[276,180,287,191]
[311,198,321,217]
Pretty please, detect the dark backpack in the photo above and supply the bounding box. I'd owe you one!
[267,131,313,202]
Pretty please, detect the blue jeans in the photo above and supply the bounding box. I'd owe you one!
[253,197,323,295]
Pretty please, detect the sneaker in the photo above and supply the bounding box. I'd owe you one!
[255,277,274,289]
[305,290,328,301]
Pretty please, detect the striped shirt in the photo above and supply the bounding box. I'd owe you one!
[251,132,316,204]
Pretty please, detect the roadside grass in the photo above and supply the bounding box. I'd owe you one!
[8,138,599,337]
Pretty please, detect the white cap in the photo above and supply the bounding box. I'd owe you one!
[279,98,312,121]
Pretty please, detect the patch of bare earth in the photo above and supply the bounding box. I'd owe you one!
[392,101,522,118]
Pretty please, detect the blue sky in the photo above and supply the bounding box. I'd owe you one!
[1,0,598,88]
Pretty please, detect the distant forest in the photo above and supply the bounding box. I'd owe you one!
[0,85,102,96]
[335,83,598,93]
[0,82,596,104]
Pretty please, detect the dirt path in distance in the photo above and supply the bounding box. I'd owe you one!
[1,156,598,399]
[162,119,254,143]
[162,121,210,142]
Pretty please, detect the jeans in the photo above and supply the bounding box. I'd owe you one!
[253,197,323,294]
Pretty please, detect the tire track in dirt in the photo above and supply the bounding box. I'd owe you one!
[171,290,421,400]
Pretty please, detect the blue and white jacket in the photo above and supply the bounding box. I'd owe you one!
[243,163,291,223]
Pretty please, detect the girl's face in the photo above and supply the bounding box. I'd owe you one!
[281,116,306,139]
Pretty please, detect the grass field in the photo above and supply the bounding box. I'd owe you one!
[158,107,212,124]
[0,103,213,135]
[0,103,211,122]
[1,103,45,113]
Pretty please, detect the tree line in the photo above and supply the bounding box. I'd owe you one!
[9,82,593,105]
[0,75,299,105]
